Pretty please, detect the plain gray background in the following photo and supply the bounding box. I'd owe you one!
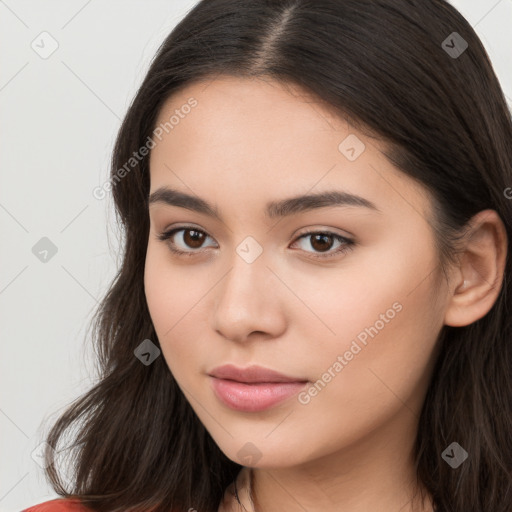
[1,1,511,510]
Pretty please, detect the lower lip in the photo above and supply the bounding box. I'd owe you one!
[210,377,308,412]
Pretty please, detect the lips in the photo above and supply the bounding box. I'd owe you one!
[208,364,309,412]
[208,364,307,384]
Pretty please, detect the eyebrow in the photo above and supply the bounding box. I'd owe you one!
[148,186,380,221]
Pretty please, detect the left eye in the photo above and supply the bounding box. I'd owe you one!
[157,227,355,259]
[291,231,355,259]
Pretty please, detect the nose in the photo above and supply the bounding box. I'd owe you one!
[211,251,287,344]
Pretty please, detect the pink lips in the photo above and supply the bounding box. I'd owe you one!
[208,364,308,412]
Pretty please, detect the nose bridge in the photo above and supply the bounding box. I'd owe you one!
[220,235,269,307]
[212,235,284,340]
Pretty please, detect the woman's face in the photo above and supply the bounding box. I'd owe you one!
[144,75,451,469]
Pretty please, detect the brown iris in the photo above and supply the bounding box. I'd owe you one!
[309,233,334,252]
[183,229,206,249]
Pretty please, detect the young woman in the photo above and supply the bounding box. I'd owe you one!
[24,0,512,511]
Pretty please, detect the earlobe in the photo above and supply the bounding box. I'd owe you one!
[444,209,508,328]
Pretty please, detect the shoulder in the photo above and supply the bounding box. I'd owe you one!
[22,498,93,512]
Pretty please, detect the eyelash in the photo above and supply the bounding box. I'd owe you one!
[157,226,355,260]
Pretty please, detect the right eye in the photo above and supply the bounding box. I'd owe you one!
[157,226,218,256]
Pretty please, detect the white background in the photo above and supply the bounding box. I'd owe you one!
[1,1,511,510]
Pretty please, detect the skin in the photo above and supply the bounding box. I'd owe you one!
[144,75,507,512]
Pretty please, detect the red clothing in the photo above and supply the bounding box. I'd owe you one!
[22,498,92,512]
[24,468,251,512]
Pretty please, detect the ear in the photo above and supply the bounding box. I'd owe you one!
[444,209,508,327]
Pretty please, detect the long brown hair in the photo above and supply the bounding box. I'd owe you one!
[41,1,512,510]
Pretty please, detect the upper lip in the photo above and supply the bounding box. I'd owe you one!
[209,364,307,383]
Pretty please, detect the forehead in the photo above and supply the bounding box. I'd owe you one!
[152,75,358,150]
[148,76,432,222]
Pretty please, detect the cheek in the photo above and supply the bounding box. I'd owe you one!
[143,244,213,378]
[144,242,202,327]
[144,247,175,331]
[297,236,442,420]
[280,275,441,462]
